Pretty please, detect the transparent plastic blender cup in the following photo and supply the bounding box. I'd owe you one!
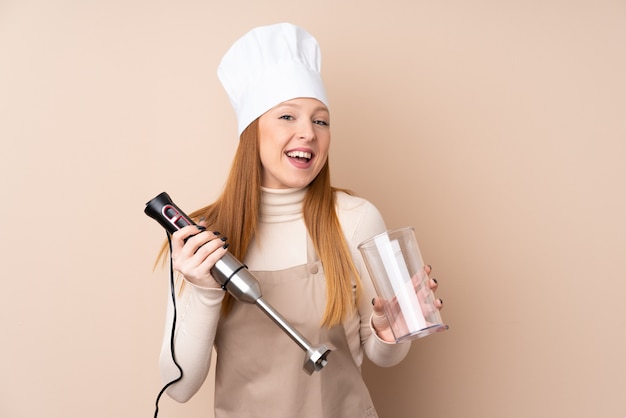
[358,227,448,342]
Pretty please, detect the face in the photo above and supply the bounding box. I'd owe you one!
[257,98,331,189]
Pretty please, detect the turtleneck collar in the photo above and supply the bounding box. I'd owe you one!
[260,186,307,223]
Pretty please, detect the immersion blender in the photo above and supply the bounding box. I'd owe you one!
[145,192,332,374]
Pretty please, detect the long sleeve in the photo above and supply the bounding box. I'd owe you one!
[159,280,225,402]
[335,192,412,367]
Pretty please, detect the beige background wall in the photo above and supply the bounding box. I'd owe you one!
[1,1,625,417]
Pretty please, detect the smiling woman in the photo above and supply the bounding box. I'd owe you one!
[155,22,442,418]
[258,98,331,189]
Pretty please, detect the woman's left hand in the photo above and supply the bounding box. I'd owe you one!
[371,264,443,343]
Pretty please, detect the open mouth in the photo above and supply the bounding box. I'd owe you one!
[286,150,312,163]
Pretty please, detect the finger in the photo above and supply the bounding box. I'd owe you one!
[429,277,439,291]
[193,235,229,262]
[191,238,230,276]
[371,298,390,330]
[424,264,432,276]
[185,231,226,259]
[171,225,206,250]
[434,298,444,310]
[179,228,209,252]
[371,297,385,316]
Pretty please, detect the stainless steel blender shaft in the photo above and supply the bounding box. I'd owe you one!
[212,253,332,374]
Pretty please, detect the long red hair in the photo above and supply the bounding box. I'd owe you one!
[161,119,360,327]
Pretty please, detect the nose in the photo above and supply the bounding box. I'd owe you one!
[297,120,316,142]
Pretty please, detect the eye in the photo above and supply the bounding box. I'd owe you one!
[279,114,294,121]
[313,119,329,126]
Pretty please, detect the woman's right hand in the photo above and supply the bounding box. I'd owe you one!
[170,223,229,289]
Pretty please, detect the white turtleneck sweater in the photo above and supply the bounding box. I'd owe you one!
[160,187,411,403]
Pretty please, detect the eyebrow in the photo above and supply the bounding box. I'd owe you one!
[275,102,329,113]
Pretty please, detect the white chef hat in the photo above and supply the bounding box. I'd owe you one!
[217,23,329,136]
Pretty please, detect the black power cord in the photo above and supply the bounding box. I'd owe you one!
[154,234,183,417]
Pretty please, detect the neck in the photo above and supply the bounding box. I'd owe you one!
[260,187,307,223]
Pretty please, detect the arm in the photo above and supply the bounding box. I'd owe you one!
[347,198,443,366]
[336,194,411,367]
[158,224,228,402]
[159,283,224,402]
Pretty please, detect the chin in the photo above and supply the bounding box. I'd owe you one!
[288,181,312,189]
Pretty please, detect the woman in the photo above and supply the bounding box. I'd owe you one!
[158,23,442,417]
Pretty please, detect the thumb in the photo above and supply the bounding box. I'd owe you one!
[372,297,385,316]
[371,297,389,331]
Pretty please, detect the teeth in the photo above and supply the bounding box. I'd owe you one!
[286,151,312,160]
